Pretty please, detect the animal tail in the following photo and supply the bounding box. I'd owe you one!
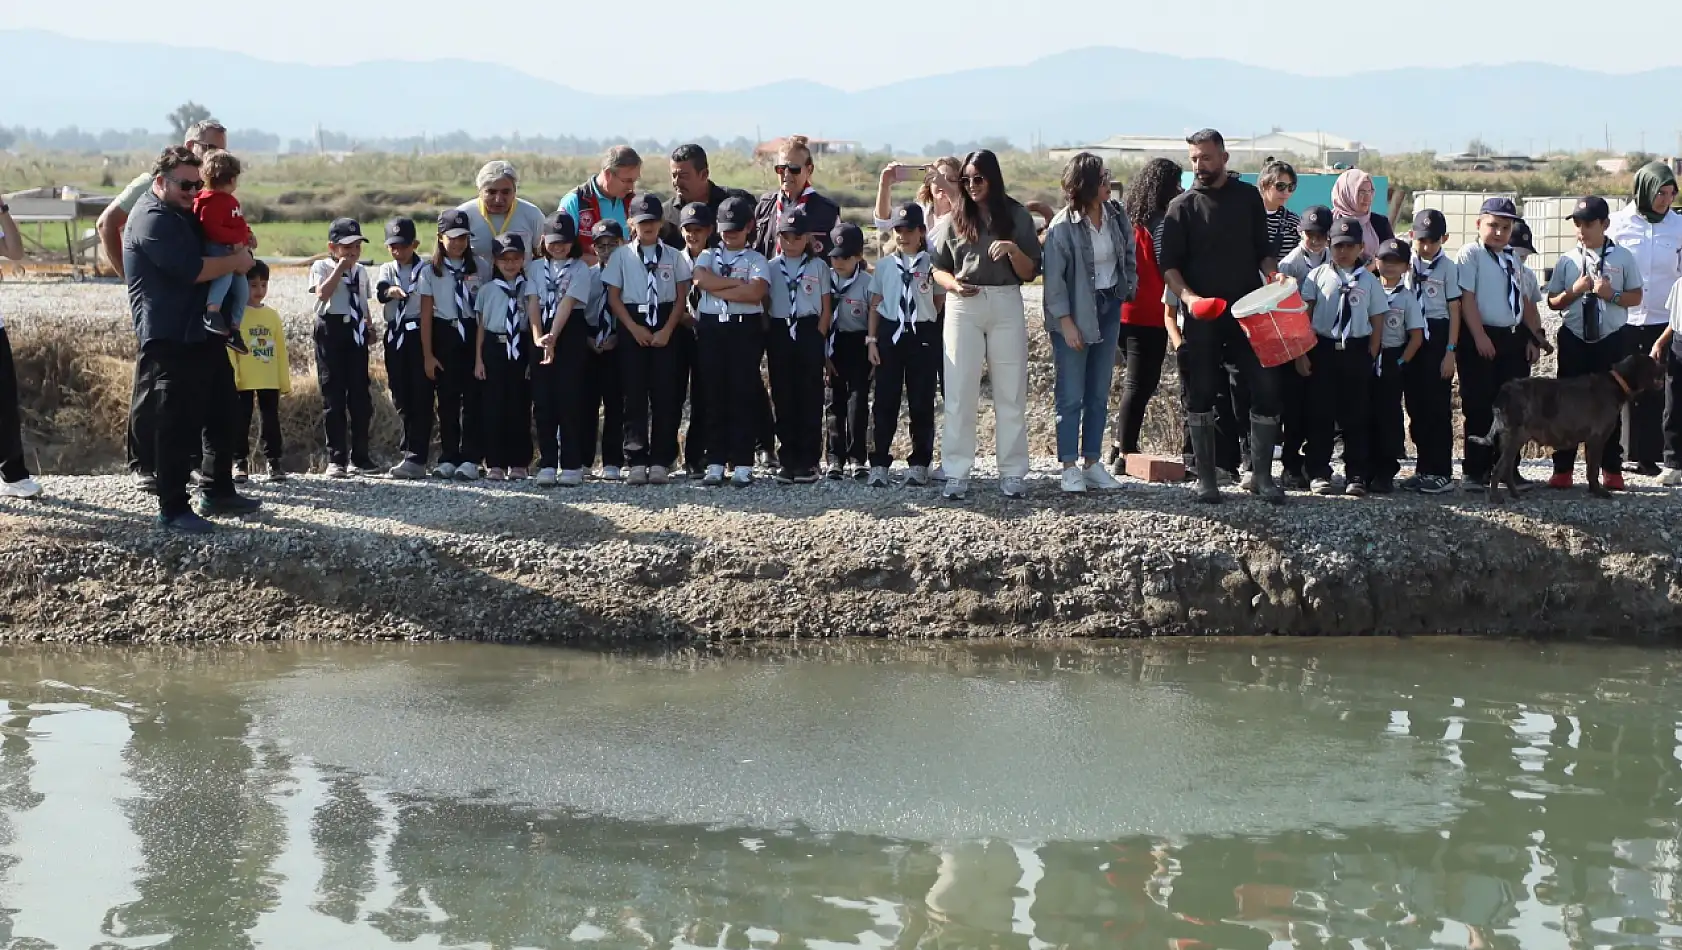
[1468,409,1504,447]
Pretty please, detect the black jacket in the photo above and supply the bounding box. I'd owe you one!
[659,182,754,250]
[1158,172,1270,310]
[748,189,843,258]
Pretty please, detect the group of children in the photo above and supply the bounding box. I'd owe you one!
[1272,193,1670,495]
[228,195,948,489]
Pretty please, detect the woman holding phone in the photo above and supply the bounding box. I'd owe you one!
[876,156,962,251]
[930,150,1041,501]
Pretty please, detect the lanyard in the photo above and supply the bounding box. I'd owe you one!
[478,199,514,238]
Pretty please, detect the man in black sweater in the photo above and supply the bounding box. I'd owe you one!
[1160,129,1285,504]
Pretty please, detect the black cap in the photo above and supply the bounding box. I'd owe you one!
[327,217,367,245]
[1509,220,1536,252]
[716,195,754,231]
[542,210,578,244]
[777,207,812,235]
[1299,206,1333,234]
[1480,197,1520,219]
[492,233,527,258]
[1567,196,1610,222]
[590,219,624,242]
[1411,208,1448,241]
[437,209,472,238]
[1330,217,1365,246]
[679,202,715,229]
[628,193,663,224]
[888,202,925,231]
[828,223,865,258]
[384,217,417,246]
[1377,237,1411,261]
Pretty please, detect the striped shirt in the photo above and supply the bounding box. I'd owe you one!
[1265,207,1300,262]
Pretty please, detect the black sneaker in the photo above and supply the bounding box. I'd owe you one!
[158,511,215,534]
[1636,462,1663,477]
[135,472,159,495]
[225,327,250,355]
[1369,477,1395,495]
[1463,477,1489,493]
[775,467,796,485]
[793,468,822,485]
[197,492,262,516]
[203,310,231,337]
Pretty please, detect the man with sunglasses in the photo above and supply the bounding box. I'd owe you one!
[123,146,260,533]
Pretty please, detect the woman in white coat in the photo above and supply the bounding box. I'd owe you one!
[1607,161,1682,476]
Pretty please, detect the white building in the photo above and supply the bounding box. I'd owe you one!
[1049,130,1368,167]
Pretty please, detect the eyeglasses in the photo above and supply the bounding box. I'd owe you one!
[1273,182,1297,193]
[774,164,806,175]
[167,175,203,190]
[959,176,987,188]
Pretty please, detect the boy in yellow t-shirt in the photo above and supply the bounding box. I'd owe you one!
[229,261,290,482]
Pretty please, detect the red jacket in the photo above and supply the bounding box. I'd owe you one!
[193,189,252,246]
[1120,223,1165,327]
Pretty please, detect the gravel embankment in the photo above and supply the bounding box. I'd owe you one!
[3,466,1678,642]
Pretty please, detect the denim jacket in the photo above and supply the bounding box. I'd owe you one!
[1042,200,1139,344]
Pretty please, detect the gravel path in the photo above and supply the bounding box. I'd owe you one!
[3,466,1678,642]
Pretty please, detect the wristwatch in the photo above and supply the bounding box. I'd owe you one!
[864,336,878,345]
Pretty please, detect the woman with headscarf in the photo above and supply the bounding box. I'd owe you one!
[1331,169,1393,261]
[1607,161,1682,476]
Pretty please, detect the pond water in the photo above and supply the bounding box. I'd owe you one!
[0,639,1678,949]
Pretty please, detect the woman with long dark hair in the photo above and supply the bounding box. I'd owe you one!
[1110,158,1182,464]
[930,150,1042,500]
[1042,153,1137,492]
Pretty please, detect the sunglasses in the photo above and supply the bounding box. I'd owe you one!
[959,176,988,187]
[774,164,806,175]
[167,175,203,190]
[1273,182,1297,192]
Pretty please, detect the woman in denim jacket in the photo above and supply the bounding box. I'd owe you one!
[1042,153,1138,493]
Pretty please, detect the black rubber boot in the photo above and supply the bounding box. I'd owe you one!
[1188,411,1222,504]
[1249,413,1286,504]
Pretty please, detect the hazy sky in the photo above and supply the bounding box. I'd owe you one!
[4,1,1675,94]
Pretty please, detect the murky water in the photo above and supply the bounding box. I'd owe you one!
[1,640,1679,949]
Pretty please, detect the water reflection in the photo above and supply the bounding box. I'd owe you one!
[0,641,1674,949]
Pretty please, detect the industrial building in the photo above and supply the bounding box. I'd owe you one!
[1048,130,1369,168]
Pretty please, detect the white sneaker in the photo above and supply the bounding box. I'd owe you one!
[434,462,457,479]
[942,477,969,500]
[702,464,725,486]
[559,469,584,487]
[326,463,350,479]
[1061,467,1088,493]
[867,465,890,488]
[600,465,623,481]
[1084,461,1124,490]
[0,477,42,499]
[648,465,670,485]
[455,462,480,481]
[627,466,650,486]
[906,465,932,487]
[1001,476,1028,499]
[731,467,753,488]
[535,467,558,487]
[1663,467,1682,487]
[931,463,947,482]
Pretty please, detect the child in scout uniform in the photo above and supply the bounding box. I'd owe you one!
[307,217,378,479]
[867,202,942,488]
[474,234,539,481]
[375,217,433,480]
[1298,217,1388,496]
[1371,238,1426,494]
[765,207,834,484]
[419,208,483,481]
[825,222,873,480]
[1454,198,1543,490]
[580,220,628,481]
[1276,205,1332,489]
[1545,196,1645,491]
[529,211,587,487]
[688,196,773,488]
[1657,282,1682,486]
[1399,208,1461,495]
[229,261,288,484]
[604,194,693,485]
[678,202,715,478]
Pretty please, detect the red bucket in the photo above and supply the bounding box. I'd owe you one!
[1231,279,1314,368]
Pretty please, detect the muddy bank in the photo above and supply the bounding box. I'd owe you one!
[3,471,1678,642]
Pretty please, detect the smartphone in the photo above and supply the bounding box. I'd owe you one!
[893,164,932,183]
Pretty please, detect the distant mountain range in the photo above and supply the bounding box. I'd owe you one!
[5,30,1681,155]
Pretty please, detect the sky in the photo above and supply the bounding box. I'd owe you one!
[4,0,1678,95]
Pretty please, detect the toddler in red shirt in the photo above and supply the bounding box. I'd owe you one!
[194,150,255,354]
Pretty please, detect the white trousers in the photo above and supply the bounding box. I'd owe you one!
[941,285,1030,479]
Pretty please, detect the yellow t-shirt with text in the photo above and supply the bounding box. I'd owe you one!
[229,304,290,394]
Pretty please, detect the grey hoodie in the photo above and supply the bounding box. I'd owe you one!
[1041,200,1138,344]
